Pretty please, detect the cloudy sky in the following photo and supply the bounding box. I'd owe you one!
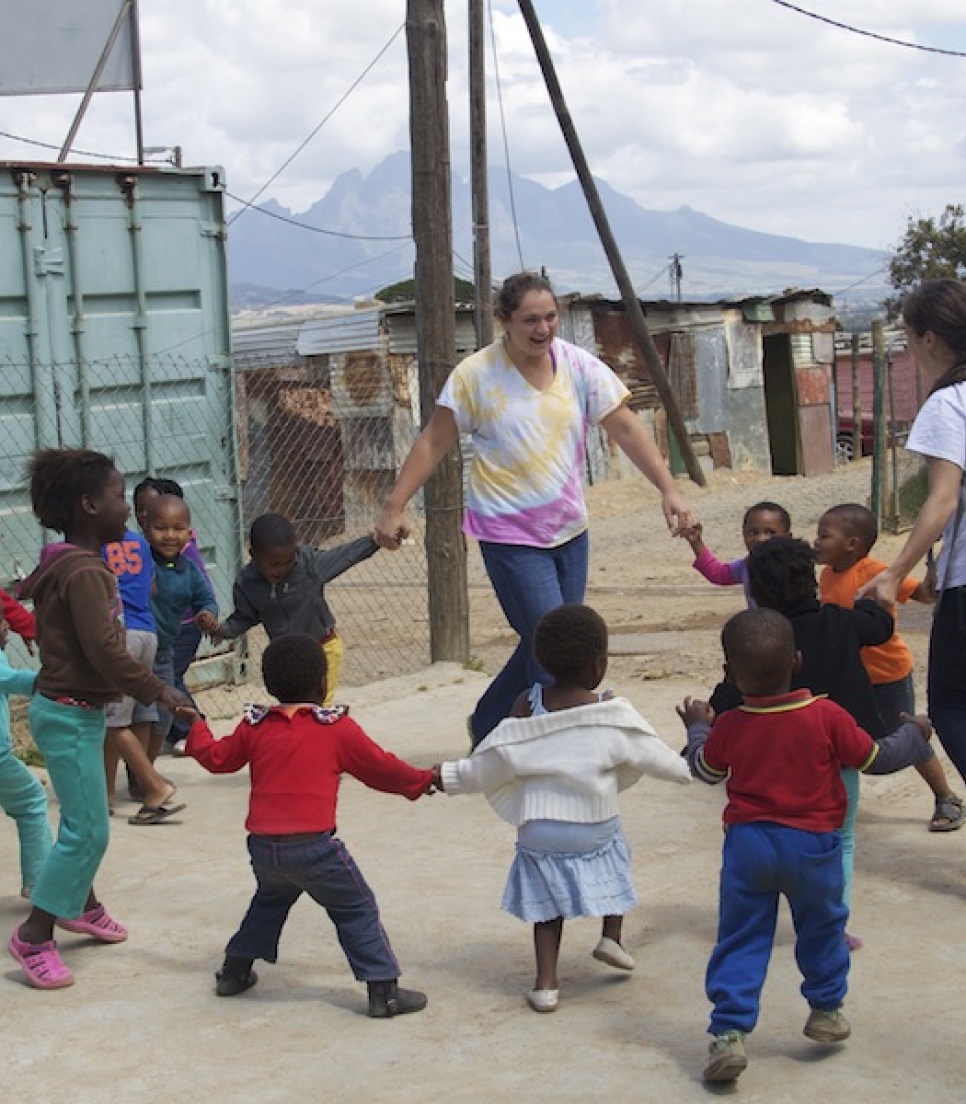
[1,0,964,258]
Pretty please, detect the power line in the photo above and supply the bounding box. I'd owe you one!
[227,23,405,228]
[225,191,411,242]
[0,127,162,162]
[769,1,966,57]
[488,0,526,271]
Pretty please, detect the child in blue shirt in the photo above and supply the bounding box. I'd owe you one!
[101,528,184,820]
[141,494,218,821]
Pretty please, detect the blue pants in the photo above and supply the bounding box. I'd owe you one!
[28,695,110,919]
[226,832,400,981]
[0,737,52,893]
[928,586,966,787]
[707,822,849,1036]
[471,532,589,745]
[165,621,202,745]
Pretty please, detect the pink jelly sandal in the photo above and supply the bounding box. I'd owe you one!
[56,904,128,944]
[8,932,75,989]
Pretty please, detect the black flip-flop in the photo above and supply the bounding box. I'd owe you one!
[127,803,186,826]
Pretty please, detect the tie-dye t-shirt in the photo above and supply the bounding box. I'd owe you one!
[437,338,629,547]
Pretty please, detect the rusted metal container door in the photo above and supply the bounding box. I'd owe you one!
[795,359,835,475]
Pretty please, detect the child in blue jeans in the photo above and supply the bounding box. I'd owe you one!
[0,617,51,898]
[679,608,933,1083]
[186,633,433,1017]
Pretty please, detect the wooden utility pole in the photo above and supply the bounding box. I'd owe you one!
[516,0,705,486]
[406,0,469,661]
[469,0,494,346]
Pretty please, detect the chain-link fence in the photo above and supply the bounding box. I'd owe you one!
[0,345,436,741]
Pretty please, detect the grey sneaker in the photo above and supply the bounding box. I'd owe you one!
[703,1031,748,1082]
[804,1006,851,1043]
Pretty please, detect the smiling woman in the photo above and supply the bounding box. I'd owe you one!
[374,270,694,746]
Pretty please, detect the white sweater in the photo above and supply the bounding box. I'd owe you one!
[440,697,690,826]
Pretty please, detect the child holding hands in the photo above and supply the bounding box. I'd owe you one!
[681,501,791,607]
[0,616,51,899]
[187,633,432,1017]
[11,450,194,989]
[814,503,963,832]
[207,513,378,706]
[679,607,934,1083]
[435,604,690,1013]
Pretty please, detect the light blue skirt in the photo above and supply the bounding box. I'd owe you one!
[502,816,637,923]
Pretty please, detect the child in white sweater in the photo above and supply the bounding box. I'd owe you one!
[434,604,690,1013]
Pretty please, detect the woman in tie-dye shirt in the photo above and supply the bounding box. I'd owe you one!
[375,272,694,745]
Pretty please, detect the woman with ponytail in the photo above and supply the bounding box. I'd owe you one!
[859,278,966,785]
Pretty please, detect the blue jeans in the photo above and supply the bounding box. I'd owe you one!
[471,532,589,745]
[707,822,849,1036]
[928,586,966,787]
[165,622,202,746]
[872,676,915,734]
[225,832,400,981]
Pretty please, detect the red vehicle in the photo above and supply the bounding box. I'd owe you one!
[834,344,922,463]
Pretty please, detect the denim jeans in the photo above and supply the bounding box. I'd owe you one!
[225,832,400,981]
[165,622,202,745]
[471,532,589,745]
[928,586,966,786]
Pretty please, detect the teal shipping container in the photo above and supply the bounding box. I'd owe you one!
[0,162,241,675]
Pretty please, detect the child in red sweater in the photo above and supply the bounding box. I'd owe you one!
[187,633,434,1017]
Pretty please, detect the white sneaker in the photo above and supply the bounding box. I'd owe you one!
[171,739,188,758]
[592,936,635,971]
[527,988,559,1013]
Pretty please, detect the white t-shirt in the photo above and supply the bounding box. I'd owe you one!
[437,337,629,547]
[907,382,966,588]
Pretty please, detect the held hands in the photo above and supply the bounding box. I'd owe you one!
[374,505,412,551]
[855,569,900,608]
[900,711,933,741]
[195,610,220,638]
[428,764,444,794]
[679,520,704,549]
[157,686,198,725]
[675,696,715,729]
[661,489,695,537]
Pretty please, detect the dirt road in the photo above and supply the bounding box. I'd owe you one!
[2,459,962,1102]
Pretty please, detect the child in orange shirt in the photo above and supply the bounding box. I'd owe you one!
[814,503,963,832]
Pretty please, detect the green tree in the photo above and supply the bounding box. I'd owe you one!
[887,204,966,316]
[374,276,476,304]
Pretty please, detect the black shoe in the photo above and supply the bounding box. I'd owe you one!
[215,956,257,997]
[367,979,427,1018]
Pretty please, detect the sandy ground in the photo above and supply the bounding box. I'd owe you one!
[2,459,964,1101]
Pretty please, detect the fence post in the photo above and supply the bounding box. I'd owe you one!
[870,320,886,529]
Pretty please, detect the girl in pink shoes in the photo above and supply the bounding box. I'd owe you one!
[435,605,690,1013]
[9,450,193,989]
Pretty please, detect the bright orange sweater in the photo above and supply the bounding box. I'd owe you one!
[818,557,918,685]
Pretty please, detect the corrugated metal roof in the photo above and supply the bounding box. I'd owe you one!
[297,309,383,356]
[232,320,303,366]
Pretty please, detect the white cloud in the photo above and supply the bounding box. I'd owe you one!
[0,0,964,249]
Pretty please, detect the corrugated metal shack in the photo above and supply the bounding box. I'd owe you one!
[231,289,838,543]
[562,289,838,477]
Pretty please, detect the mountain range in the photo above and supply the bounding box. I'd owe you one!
[226,150,890,308]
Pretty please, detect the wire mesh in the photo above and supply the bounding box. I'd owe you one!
[0,347,434,743]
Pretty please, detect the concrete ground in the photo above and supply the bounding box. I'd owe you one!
[2,662,963,1103]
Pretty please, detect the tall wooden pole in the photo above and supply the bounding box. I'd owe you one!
[469,0,494,346]
[516,0,705,486]
[406,0,469,662]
